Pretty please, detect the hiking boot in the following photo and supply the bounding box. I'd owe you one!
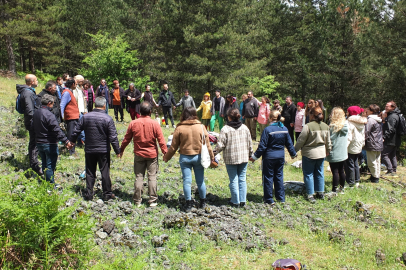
[184,200,193,213]
[391,172,399,178]
[240,202,246,207]
[199,198,207,209]
[307,195,316,204]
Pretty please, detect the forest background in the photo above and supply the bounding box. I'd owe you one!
[1,0,405,108]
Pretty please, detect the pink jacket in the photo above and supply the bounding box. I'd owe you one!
[294,109,305,132]
[83,85,96,103]
[257,103,270,124]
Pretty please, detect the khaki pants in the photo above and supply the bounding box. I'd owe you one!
[366,150,381,178]
[133,154,158,204]
[245,117,257,140]
[258,123,268,138]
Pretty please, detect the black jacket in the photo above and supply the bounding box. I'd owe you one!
[124,88,142,112]
[282,103,297,124]
[223,100,239,118]
[158,90,176,107]
[383,107,402,147]
[16,84,39,129]
[242,98,259,118]
[70,109,120,154]
[37,89,61,123]
[32,106,68,144]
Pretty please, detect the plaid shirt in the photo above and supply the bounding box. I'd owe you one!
[215,124,253,164]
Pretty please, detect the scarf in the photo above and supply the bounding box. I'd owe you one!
[271,121,284,127]
[98,84,108,96]
[227,120,242,129]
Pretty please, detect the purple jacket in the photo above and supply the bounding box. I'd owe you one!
[83,85,95,103]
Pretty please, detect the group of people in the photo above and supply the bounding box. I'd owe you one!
[16,72,403,210]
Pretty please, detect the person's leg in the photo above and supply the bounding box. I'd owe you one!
[287,125,294,145]
[133,154,147,204]
[36,144,46,180]
[209,114,216,131]
[85,153,98,200]
[258,124,264,137]
[119,106,124,121]
[237,162,248,204]
[262,159,275,203]
[47,144,59,183]
[217,111,224,130]
[388,146,397,173]
[135,112,140,119]
[146,156,158,204]
[330,162,339,192]
[193,154,206,199]
[273,159,285,202]
[295,132,301,143]
[28,129,40,172]
[345,154,355,186]
[179,154,193,200]
[88,101,93,112]
[167,107,175,126]
[314,158,325,193]
[105,102,109,114]
[338,161,346,188]
[129,107,136,120]
[65,119,77,155]
[162,106,169,126]
[98,153,113,199]
[353,154,360,183]
[301,156,315,195]
[113,105,119,121]
[367,151,380,178]
[226,164,239,204]
[381,145,394,173]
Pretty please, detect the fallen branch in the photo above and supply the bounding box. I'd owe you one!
[380,176,406,189]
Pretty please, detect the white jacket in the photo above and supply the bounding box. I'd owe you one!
[347,115,367,154]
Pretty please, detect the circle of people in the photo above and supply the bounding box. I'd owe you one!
[17,73,403,210]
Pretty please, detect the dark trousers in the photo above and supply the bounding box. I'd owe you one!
[28,129,40,171]
[295,132,301,143]
[87,100,93,112]
[85,153,112,200]
[162,106,174,126]
[262,158,285,203]
[286,124,294,144]
[382,145,397,173]
[330,161,346,191]
[345,153,360,185]
[65,119,78,155]
[113,105,123,121]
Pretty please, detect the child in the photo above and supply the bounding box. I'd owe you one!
[155,112,161,126]
[196,92,212,130]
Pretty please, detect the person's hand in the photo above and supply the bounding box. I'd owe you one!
[173,106,176,110]
[127,96,131,100]
[163,156,169,163]
[290,123,294,127]
[156,104,159,107]
[249,157,255,162]
[326,152,330,156]
[117,153,122,158]
[243,116,245,119]
[131,98,135,101]
[254,117,257,121]
[221,114,223,117]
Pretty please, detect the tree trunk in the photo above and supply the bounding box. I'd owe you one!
[28,45,35,73]
[5,35,16,74]
[19,38,26,71]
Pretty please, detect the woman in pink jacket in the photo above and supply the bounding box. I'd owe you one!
[257,96,271,137]
[294,102,305,141]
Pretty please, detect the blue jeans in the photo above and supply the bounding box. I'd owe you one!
[37,143,59,183]
[262,158,285,203]
[225,163,248,204]
[302,156,325,195]
[179,154,206,200]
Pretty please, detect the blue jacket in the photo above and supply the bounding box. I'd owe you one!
[253,123,296,160]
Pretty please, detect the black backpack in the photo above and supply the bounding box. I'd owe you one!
[397,113,406,136]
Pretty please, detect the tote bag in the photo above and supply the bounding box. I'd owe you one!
[200,125,211,169]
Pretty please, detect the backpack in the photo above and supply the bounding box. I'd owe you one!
[15,94,24,114]
[397,113,406,136]
[272,259,303,270]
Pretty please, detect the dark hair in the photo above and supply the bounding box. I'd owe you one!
[140,102,152,116]
[162,80,168,85]
[65,78,76,88]
[41,94,55,105]
[145,84,150,89]
[273,99,280,104]
[227,108,240,122]
[184,89,189,93]
[62,73,70,80]
[368,104,380,114]
[45,80,56,90]
[388,100,397,108]
[56,76,63,81]
[310,107,323,122]
[316,99,325,110]
[180,107,198,122]
[83,80,91,87]
[226,94,233,104]
[262,96,270,103]
[113,80,119,85]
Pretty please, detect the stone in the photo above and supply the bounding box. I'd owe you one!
[96,199,104,205]
[103,220,115,235]
[0,151,14,161]
[353,239,362,247]
[65,198,77,207]
[245,243,257,251]
[96,231,108,239]
[279,238,289,245]
[375,249,386,264]
[155,247,166,254]
[177,243,187,252]
[328,230,345,243]
[284,181,306,194]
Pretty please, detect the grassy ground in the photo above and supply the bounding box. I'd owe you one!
[1,75,406,269]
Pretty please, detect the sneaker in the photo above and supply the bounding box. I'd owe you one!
[149,202,158,207]
[355,183,360,188]
[337,186,345,194]
[370,176,379,183]
[229,201,239,208]
[240,202,246,207]
[265,202,276,206]
[315,192,325,199]
[135,202,142,207]
[307,195,316,204]
[184,200,193,213]
[172,125,176,128]
[166,125,169,128]
[200,198,207,209]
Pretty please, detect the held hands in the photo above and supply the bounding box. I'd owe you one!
[127,96,131,100]
[66,141,74,150]
[117,152,123,158]
[249,157,255,162]
[131,98,135,102]
[173,106,176,110]
[254,117,257,121]
[163,156,169,163]
[290,123,294,127]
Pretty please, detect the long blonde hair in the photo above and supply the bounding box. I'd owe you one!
[269,110,285,122]
[329,107,346,132]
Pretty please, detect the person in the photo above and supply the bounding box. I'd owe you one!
[305,99,315,124]
[326,107,348,193]
[215,108,252,207]
[175,89,196,111]
[157,82,177,128]
[70,97,120,201]
[83,80,95,112]
[142,84,158,109]
[315,99,327,122]
[95,79,109,113]
[32,94,73,185]
[124,83,142,120]
[295,107,331,203]
[73,75,87,115]
[294,102,305,140]
[110,80,125,122]
[382,101,402,177]
[257,96,271,136]
[239,94,247,123]
[62,73,70,85]
[250,110,297,204]
[223,94,239,125]
[345,106,367,188]
[210,89,225,131]
[163,107,215,212]
[196,92,212,130]
[60,78,80,155]
[119,102,167,207]
[37,80,61,124]
[242,91,259,140]
[16,74,42,175]
[281,96,296,143]
[55,76,63,100]
[364,104,383,183]
[272,99,283,112]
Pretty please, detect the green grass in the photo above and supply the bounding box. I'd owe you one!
[1,76,406,269]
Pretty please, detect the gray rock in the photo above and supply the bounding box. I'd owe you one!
[284,181,305,194]
[328,230,345,243]
[375,249,386,264]
[96,199,104,205]
[245,243,257,251]
[65,198,77,207]
[96,231,108,239]
[155,247,166,254]
[0,151,14,161]
[103,220,115,235]
[353,238,362,247]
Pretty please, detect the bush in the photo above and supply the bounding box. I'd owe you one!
[0,171,93,269]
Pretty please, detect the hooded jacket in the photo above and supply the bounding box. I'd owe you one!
[326,122,348,163]
[242,97,259,118]
[347,115,367,154]
[383,107,402,147]
[365,114,383,152]
[176,95,196,109]
[295,120,332,159]
[37,89,61,123]
[197,100,212,119]
[33,106,68,144]
[16,84,39,129]
[158,90,176,107]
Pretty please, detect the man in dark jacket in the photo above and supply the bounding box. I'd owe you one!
[382,101,402,176]
[70,97,120,201]
[157,82,176,128]
[37,80,61,123]
[242,91,259,140]
[16,74,42,175]
[223,94,239,125]
[175,89,196,111]
[32,94,73,184]
[281,96,296,143]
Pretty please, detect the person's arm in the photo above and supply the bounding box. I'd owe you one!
[294,125,309,152]
[383,114,397,141]
[123,89,130,100]
[285,130,297,157]
[60,91,71,119]
[210,98,215,115]
[175,97,183,108]
[215,129,227,154]
[347,125,353,148]
[191,97,196,108]
[196,101,203,112]
[134,89,141,100]
[48,114,69,143]
[291,106,297,124]
[164,128,180,161]
[155,123,168,155]
[325,129,332,154]
[69,116,84,143]
[248,130,253,156]
[254,101,259,118]
[204,128,215,160]
[24,91,36,122]
[120,122,134,153]
[252,127,268,160]
[171,92,177,106]
[157,93,162,106]
[242,101,246,118]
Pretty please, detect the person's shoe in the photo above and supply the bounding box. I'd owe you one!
[172,125,176,128]
[149,202,158,207]
[184,200,193,213]
[240,202,246,207]
[104,194,116,201]
[229,201,239,208]
[307,195,316,204]
[135,202,142,207]
[166,125,169,128]
[337,186,345,194]
[200,198,207,209]
[265,201,276,206]
[315,192,324,199]
[54,184,62,190]
[355,183,360,188]
[391,172,399,178]
[370,176,379,183]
